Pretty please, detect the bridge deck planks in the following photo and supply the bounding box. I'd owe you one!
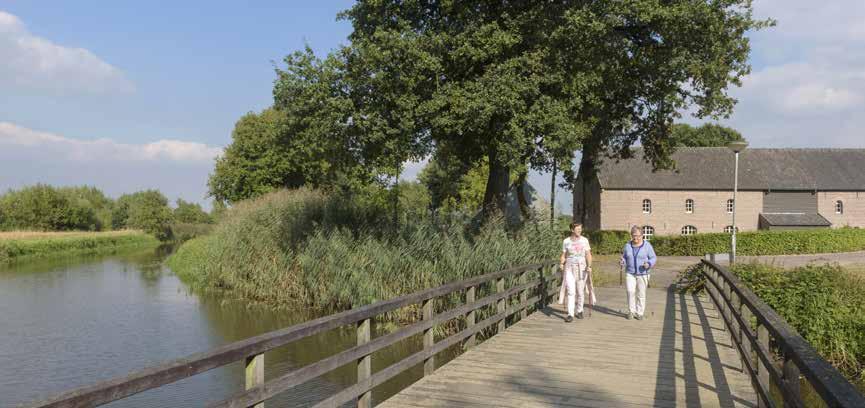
[379,287,757,408]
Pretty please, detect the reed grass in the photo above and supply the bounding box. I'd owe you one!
[0,230,160,263]
[168,189,562,323]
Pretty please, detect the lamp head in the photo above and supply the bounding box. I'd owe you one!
[728,141,748,153]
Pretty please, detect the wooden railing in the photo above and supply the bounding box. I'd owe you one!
[25,260,560,408]
[699,258,865,408]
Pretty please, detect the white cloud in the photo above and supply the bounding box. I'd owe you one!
[0,122,221,163]
[695,1,865,148]
[0,10,134,93]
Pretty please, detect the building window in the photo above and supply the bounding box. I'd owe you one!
[642,225,654,240]
[685,199,694,214]
[726,199,735,214]
[724,225,738,234]
[682,225,697,235]
[642,199,652,214]
[836,200,844,214]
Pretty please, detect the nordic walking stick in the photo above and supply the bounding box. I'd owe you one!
[586,267,594,318]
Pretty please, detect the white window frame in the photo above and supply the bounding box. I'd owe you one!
[642,199,652,214]
[681,225,697,235]
[836,200,844,214]
[685,199,694,214]
[726,199,735,214]
[642,225,654,241]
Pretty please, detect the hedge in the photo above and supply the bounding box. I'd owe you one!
[586,227,865,256]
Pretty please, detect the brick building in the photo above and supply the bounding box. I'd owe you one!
[573,148,865,237]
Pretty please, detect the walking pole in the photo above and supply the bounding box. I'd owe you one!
[619,262,623,287]
[586,267,594,318]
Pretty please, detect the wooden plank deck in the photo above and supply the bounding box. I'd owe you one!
[379,287,757,408]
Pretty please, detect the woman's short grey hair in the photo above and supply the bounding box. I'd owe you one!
[630,226,642,235]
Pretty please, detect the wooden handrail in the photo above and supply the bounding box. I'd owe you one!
[25,260,558,408]
[699,259,865,408]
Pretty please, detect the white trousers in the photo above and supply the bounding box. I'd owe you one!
[559,262,586,316]
[626,274,650,316]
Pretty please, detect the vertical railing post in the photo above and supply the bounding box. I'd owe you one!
[496,276,506,333]
[721,279,730,331]
[537,266,546,310]
[783,353,803,408]
[423,297,435,376]
[757,323,771,408]
[740,302,753,373]
[465,285,476,349]
[519,270,528,320]
[357,318,372,408]
[245,353,264,408]
[730,290,742,361]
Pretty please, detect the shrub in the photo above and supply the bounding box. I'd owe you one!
[586,228,865,256]
[732,263,865,388]
[173,199,213,224]
[113,190,174,241]
[0,184,100,231]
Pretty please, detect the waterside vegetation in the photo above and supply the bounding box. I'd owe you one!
[0,230,160,264]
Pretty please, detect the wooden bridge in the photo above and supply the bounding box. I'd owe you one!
[25,260,865,408]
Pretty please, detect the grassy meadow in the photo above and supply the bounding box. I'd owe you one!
[0,230,160,264]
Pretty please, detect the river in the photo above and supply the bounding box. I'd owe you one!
[0,246,439,407]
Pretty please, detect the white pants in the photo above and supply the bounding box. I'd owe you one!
[626,274,650,316]
[561,263,586,316]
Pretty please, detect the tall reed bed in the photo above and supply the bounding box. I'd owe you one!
[168,189,561,321]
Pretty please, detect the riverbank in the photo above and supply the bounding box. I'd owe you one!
[0,230,160,263]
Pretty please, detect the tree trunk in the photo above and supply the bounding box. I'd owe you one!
[515,171,530,219]
[578,139,601,227]
[482,147,510,218]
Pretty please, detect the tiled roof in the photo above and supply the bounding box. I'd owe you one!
[596,148,865,191]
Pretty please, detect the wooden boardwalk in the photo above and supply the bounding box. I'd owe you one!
[380,287,757,408]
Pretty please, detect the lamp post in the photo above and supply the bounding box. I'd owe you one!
[728,141,748,264]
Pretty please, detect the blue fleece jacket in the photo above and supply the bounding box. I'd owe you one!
[621,240,657,276]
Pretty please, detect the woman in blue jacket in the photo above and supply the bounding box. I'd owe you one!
[620,226,657,320]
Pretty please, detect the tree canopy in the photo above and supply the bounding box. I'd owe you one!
[671,123,746,147]
[211,1,770,221]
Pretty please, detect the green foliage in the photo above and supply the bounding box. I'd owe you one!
[0,184,100,231]
[209,109,312,204]
[171,223,214,242]
[733,263,865,387]
[210,200,228,222]
[586,228,865,256]
[57,186,114,231]
[112,190,174,241]
[0,232,159,263]
[173,199,213,224]
[343,1,772,212]
[671,123,745,148]
[168,188,560,317]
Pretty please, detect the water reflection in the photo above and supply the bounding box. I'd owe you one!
[1,245,456,407]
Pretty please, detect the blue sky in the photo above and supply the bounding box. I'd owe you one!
[2,1,864,212]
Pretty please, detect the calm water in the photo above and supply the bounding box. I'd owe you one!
[0,247,440,407]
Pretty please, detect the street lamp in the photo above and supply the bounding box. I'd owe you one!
[728,141,748,264]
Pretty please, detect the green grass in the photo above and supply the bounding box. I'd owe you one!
[168,189,562,324]
[0,230,160,264]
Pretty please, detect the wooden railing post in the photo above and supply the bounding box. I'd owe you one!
[496,277,506,333]
[423,298,435,376]
[357,318,371,408]
[537,266,546,310]
[519,270,528,320]
[245,353,264,408]
[757,323,771,408]
[721,279,730,332]
[783,353,803,408]
[730,290,742,366]
[465,285,476,349]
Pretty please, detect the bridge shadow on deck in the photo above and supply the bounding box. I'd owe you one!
[379,287,757,407]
